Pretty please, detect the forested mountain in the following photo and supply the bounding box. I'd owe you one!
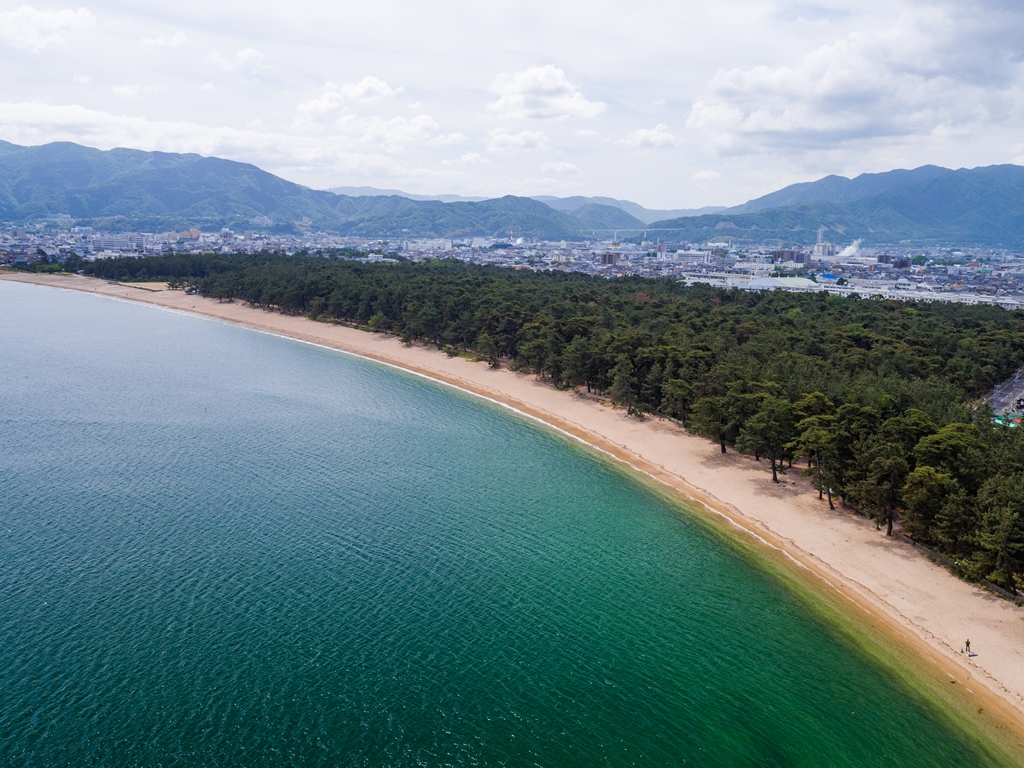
[532,195,725,224]
[727,165,953,213]
[326,185,487,203]
[4,141,1024,245]
[325,188,723,223]
[338,196,583,239]
[566,202,646,231]
[70,252,1024,596]
[0,140,412,233]
[0,142,584,238]
[646,165,1024,247]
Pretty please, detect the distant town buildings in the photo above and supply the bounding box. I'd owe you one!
[4,221,1024,311]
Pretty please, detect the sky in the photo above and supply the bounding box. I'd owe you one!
[1,0,1023,208]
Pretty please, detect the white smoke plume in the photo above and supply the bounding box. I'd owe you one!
[837,239,862,258]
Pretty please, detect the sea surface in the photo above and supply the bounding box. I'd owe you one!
[0,281,998,766]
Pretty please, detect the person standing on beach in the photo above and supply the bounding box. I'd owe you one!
[966,639,971,653]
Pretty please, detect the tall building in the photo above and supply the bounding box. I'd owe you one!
[813,241,836,258]
[813,226,836,259]
[771,249,808,263]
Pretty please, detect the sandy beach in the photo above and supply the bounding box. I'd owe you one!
[7,271,1024,747]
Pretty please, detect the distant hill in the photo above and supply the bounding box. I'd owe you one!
[532,194,725,224]
[567,203,646,231]
[0,140,380,233]
[644,165,1024,247]
[727,165,953,214]
[326,185,488,203]
[0,142,585,238]
[325,186,719,224]
[340,196,583,239]
[3,141,1024,245]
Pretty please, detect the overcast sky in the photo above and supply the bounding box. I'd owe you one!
[1,0,1022,207]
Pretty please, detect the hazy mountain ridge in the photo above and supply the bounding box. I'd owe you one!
[727,165,954,214]
[645,165,1024,247]
[327,185,488,203]
[0,142,578,237]
[2,141,1024,245]
[0,141,357,231]
[326,186,720,224]
[566,203,646,231]
[531,195,725,224]
[339,196,584,239]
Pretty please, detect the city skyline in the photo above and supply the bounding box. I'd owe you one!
[1,0,1022,207]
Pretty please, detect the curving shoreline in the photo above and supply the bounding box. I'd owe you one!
[6,271,1024,755]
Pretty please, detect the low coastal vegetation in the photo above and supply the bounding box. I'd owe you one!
[81,252,1024,595]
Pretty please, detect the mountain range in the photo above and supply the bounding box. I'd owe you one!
[2,140,1024,246]
[0,141,582,239]
[328,186,724,225]
[645,165,1024,247]
[326,186,488,204]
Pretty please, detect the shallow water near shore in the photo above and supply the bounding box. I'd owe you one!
[0,280,1012,765]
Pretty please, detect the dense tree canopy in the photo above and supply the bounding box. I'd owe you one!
[82,252,1024,595]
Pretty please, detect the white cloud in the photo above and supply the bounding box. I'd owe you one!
[295,78,404,127]
[488,65,605,120]
[72,74,90,84]
[487,130,548,152]
[141,32,186,47]
[542,161,580,174]
[292,83,441,152]
[6,1,1024,207]
[776,3,852,23]
[430,132,466,145]
[0,100,419,182]
[515,176,562,192]
[687,2,1024,156]
[337,76,402,101]
[0,6,95,53]
[625,123,678,148]
[691,169,721,182]
[112,84,163,99]
[211,48,265,73]
[235,48,263,67]
[442,152,490,166]
[333,114,439,152]
[295,89,345,125]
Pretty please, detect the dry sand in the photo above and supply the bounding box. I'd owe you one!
[6,271,1024,742]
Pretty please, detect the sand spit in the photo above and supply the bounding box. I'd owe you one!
[6,271,1024,748]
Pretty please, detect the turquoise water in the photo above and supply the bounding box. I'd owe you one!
[0,281,997,766]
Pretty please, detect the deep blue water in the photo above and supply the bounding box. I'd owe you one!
[0,281,996,766]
